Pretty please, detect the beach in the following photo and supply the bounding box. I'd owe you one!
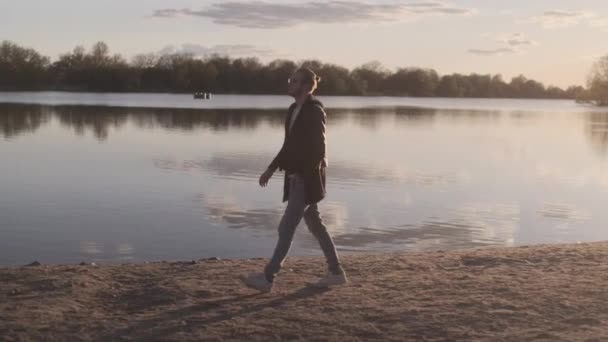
[1,242,607,341]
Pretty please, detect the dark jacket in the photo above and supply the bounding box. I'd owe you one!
[268,95,327,205]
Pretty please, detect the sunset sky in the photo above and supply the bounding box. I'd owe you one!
[2,0,607,87]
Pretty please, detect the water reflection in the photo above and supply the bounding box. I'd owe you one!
[197,192,520,251]
[79,241,134,259]
[0,104,448,140]
[537,203,591,221]
[2,101,608,264]
[0,104,287,140]
[80,241,104,255]
[132,108,285,131]
[153,154,465,187]
[334,223,491,251]
[1,103,569,142]
[205,199,282,231]
[200,194,351,235]
[0,104,50,139]
[116,243,135,256]
[585,112,608,156]
[330,201,520,251]
[434,108,502,122]
[153,154,270,181]
[55,106,129,140]
[343,107,436,129]
[3,104,603,153]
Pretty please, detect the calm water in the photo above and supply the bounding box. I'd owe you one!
[1,92,607,266]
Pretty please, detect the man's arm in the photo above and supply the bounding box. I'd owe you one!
[259,141,285,187]
[267,144,284,171]
[305,105,327,170]
[267,103,295,172]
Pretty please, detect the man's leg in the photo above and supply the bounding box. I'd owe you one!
[303,203,344,275]
[264,177,307,282]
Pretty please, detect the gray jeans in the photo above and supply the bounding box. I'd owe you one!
[264,176,343,282]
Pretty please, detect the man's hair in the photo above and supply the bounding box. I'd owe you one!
[296,67,321,93]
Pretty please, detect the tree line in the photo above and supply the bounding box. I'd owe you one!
[0,40,595,100]
[576,55,608,106]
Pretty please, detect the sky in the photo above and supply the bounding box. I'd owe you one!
[2,0,608,88]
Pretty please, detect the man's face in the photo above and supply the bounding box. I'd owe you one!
[287,73,308,97]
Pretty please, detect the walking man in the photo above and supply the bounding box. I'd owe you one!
[240,67,347,292]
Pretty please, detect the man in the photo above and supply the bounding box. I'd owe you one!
[240,67,347,293]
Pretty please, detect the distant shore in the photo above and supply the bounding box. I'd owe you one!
[2,92,601,115]
[1,242,607,341]
[0,89,581,100]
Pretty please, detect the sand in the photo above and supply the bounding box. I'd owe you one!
[1,242,608,341]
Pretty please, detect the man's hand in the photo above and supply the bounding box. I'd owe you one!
[259,168,275,187]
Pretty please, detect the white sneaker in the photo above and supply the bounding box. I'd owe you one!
[240,272,273,293]
[309,272,348,288]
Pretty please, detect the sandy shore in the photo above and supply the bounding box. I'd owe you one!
[1,242,608,341]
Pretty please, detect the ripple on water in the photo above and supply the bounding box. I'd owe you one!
[323,201,520,252]
[537,203,591,221]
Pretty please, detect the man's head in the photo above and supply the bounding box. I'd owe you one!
[287,67,321,98]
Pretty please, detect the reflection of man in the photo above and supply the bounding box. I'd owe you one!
[240,67,347,292]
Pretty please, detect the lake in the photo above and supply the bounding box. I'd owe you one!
[1,92,607,266]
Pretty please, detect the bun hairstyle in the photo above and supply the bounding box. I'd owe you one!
[296,67,321,92]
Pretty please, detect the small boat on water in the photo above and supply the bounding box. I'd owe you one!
[193,92,212,100]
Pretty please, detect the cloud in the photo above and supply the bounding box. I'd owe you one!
[149,9,182,18]
[531,10,593,28]
[469,33,536,57]
[467,48,516,56]
[149,1,477,29]
[158,43,283,58]
[589,16,608,31]
[501,33,536,47]
[528,9,608,31]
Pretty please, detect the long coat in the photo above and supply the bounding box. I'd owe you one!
[268,95,327,205]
